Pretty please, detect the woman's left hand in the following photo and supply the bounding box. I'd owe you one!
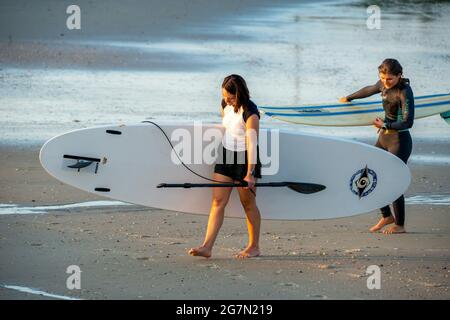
[244,173,256,191]
[373,117,384,129]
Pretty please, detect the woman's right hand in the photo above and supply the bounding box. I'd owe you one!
[339,97,349,103]
[244,173,256,190]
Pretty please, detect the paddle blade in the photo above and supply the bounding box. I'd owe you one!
[287,182,326,194]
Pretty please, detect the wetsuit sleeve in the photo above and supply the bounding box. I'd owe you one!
[386,87,415,130]
[346,80,382,101]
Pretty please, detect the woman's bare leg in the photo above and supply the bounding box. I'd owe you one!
[235,184,261,258]
[189,173,233,258]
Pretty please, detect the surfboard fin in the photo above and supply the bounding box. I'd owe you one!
[68,160,94,169]
[440,111,450,125]
[64,155,101,173]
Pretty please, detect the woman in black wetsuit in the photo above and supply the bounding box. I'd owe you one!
[340,59,414,234]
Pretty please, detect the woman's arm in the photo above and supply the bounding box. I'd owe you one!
[386,88,415,130]
[245,114,259,188]
[345,80,382,101]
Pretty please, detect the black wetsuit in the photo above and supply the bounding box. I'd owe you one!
[346,79,414,226]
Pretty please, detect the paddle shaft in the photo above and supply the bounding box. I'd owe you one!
[160,182,265,188]
[157,182,323,189]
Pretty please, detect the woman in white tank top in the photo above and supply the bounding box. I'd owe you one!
[189,74,262,259]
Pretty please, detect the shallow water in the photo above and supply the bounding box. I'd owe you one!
[409,154,450,165]
[1,195,448,216]
[406,194,450,206]
[1,284,81,300]
[1,0,450,145]
[0,201,135,215]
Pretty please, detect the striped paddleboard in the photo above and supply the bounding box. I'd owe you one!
[260,93,450,126]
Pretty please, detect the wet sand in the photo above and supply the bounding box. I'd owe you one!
[0,143,449,300]
[1,0,449,301]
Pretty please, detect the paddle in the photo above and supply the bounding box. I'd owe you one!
[157,182,326,194]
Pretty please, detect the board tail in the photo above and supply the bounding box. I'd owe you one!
[440,110,450,125]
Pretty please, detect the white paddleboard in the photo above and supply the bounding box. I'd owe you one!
[260,93,450,126]
[39,122,411,220]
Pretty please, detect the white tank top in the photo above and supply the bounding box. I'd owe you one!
[222,105,247,152]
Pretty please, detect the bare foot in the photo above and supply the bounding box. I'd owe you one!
[235,246,260,259]
[188,246,212,258]
[383,225,406,234]
[369,216,395,232]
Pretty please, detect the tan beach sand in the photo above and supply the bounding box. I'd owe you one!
[0,143,449,300]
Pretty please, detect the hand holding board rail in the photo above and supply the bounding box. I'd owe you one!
[39,122,411,220]
[260,93,450,126]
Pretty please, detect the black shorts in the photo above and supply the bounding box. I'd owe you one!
[214,145,262,181]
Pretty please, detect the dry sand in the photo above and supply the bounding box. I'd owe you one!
[0,143,449,300]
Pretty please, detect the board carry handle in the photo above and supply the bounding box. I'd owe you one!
[95,188,110,192]
[106,130,122,135]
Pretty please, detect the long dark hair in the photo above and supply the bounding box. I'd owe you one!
[221,74,250,113]
[378,58,403,76]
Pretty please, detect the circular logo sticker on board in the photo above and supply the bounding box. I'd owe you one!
[349,165,377,198]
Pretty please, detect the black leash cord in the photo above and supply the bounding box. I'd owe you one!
[142,121,256,197]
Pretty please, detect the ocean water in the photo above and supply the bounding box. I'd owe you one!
[1,195,449,215]
[1,0,450,145]
[1,284,81,300]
